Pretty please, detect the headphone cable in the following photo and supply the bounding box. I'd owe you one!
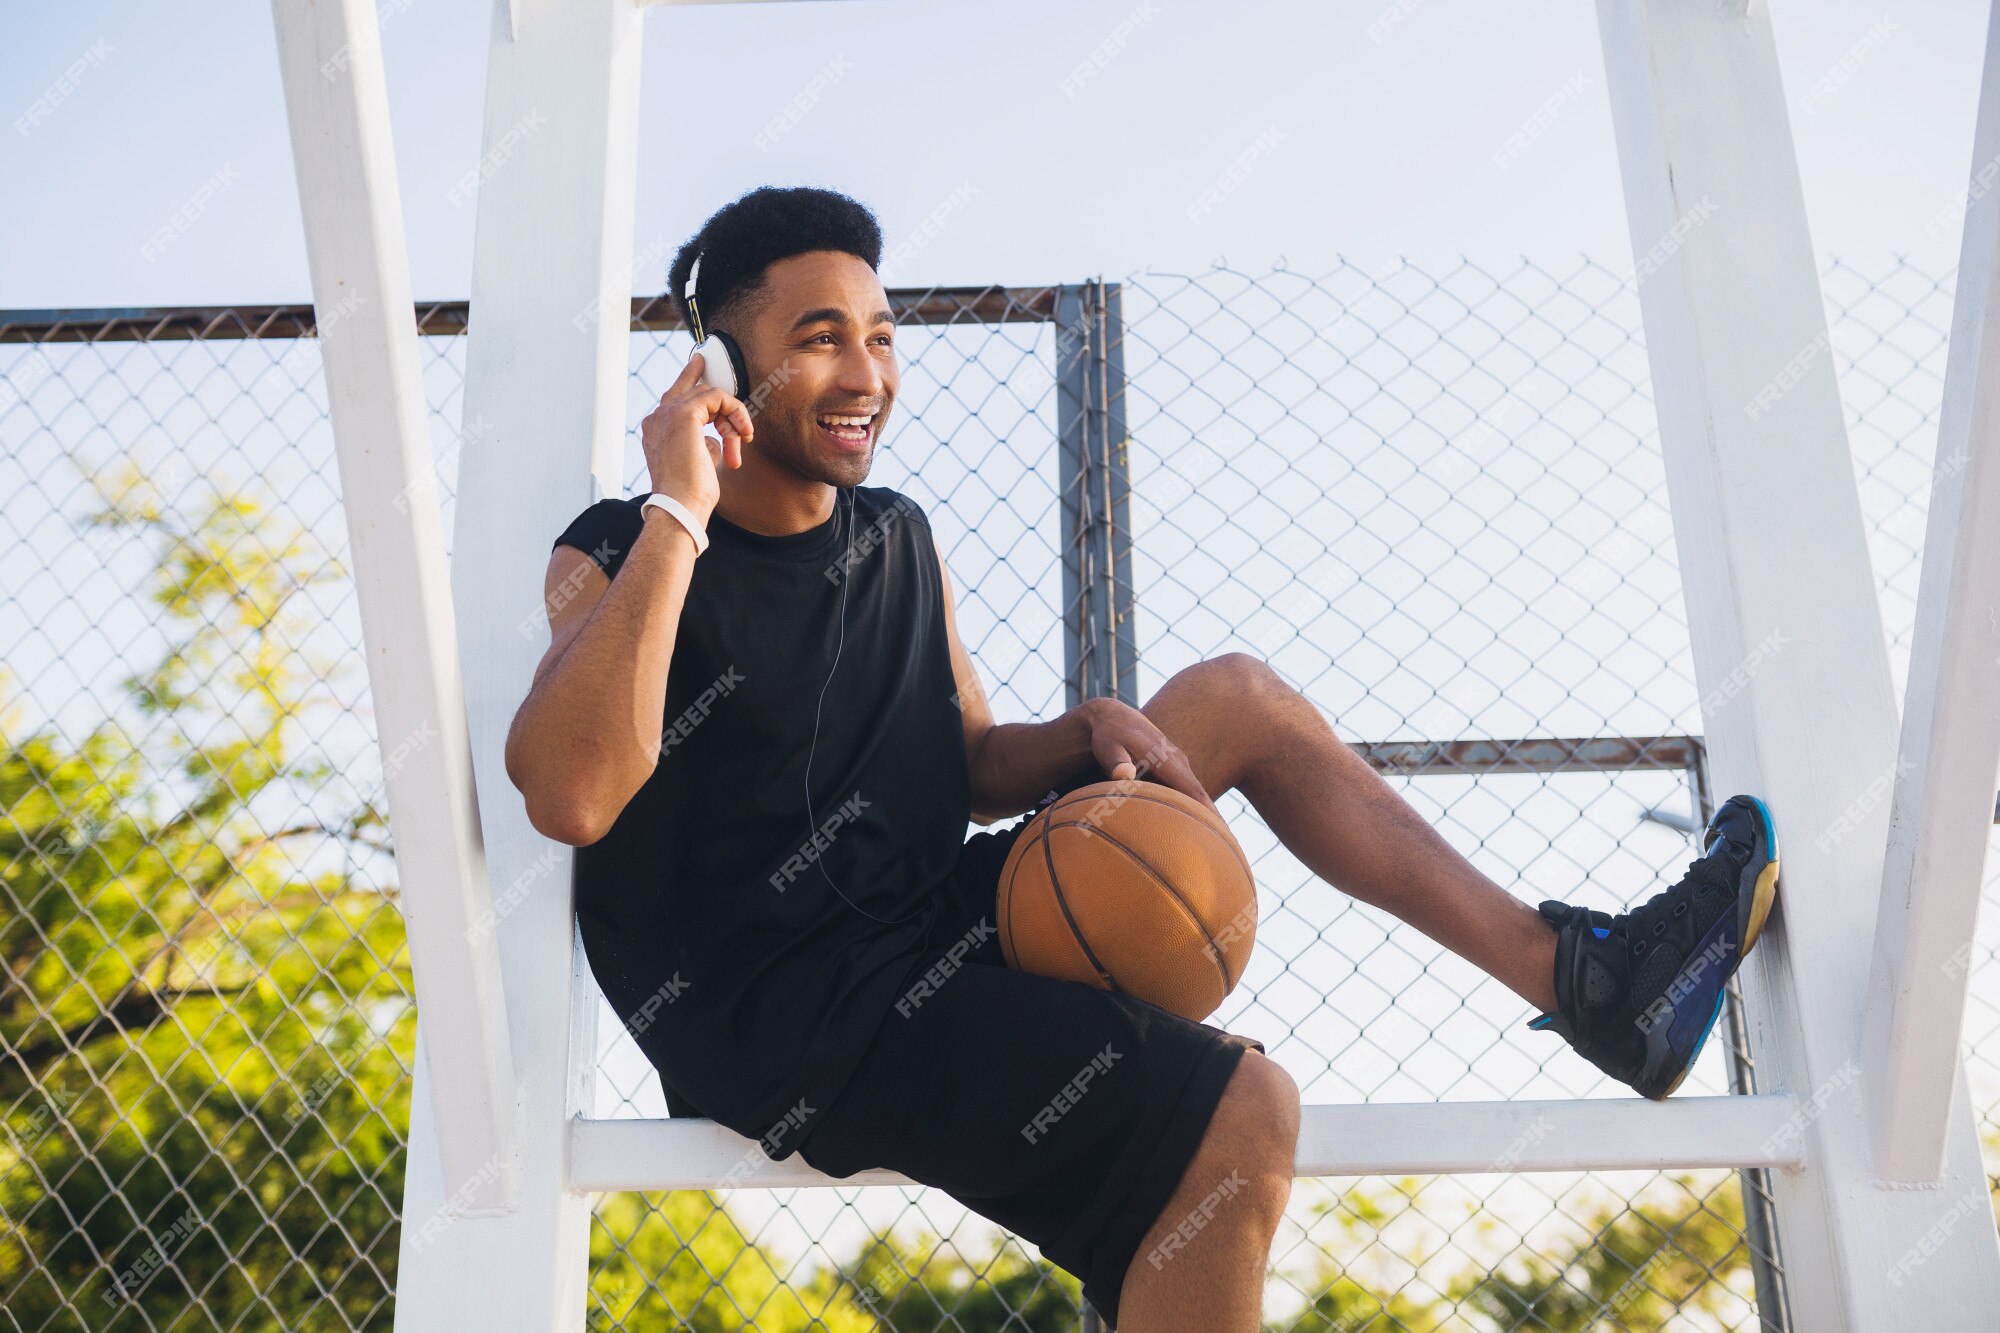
[802,486,924,926]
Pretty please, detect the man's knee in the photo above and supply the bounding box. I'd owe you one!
[1206,1051,1300,1209]
[1188,654,1323,742]
[1185,652,1290,704]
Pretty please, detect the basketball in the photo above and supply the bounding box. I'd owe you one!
[996,779,1258,1022]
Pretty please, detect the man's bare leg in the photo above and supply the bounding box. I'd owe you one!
[1114,1051,1300,1332]
[1136,653,1560,1013]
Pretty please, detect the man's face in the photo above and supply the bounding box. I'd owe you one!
[729,250,897,489]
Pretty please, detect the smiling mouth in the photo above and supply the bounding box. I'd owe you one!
[816,412,877,449]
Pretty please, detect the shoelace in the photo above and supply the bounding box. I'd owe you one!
[1620,851,1734,944]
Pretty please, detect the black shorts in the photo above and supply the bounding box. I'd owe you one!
[795,779,1265,1327]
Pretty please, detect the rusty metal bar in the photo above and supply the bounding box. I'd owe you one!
[0,285,1061,344]
[1355,734,1704,777]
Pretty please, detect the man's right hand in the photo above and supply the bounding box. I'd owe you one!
[640,349,754,518]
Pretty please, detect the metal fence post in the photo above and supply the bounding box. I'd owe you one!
[1693,746,1792,1333]
[1058,279,1132,1330]
[1057,279,1138,710]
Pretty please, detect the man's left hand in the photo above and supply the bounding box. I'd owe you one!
[1083,699,1219,815]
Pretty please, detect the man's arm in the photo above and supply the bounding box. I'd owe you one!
[933,528,1220,820]
[503,507,702,845]
[933,529,1098,823]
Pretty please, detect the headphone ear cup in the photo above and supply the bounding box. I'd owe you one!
[710,329,752,403]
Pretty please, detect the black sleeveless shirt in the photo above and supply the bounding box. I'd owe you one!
[548,486,970,1153]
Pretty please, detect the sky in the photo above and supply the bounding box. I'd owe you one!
[1,0,1991,308]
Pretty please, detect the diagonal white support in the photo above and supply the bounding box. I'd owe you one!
[391,0,644,1325]
[1595,1,2000,1325]
[569,1095,1811,1192]
[269,0,517,1205]
[1861,0,2000,1186]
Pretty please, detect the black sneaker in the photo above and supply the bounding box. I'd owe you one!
[1524,794,1780,1099]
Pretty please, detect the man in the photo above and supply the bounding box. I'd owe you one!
[504,186,1780,1330]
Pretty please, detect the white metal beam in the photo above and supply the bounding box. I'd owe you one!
[1595,1,2000,1325]
[569,1096,1810,1192]
[392,0,646,1325]
[1861,0,2000,1185]
[268,0,516,1203]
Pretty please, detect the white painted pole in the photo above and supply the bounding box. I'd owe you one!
[269,0,517,1204]
[569,1095,1811,1191]
[1594,1,2000,1325]
[1861,0,2000,1186]
[392,0,644,1324]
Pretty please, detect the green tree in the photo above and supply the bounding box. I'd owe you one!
[0,465,881,1330]
[836,1230,1082,1330]
[1269,1173,1769,1333]
[1,468,409,1328]
[1272,1180,1462,1333]
[589,1190,876,1331]
[1453,1173,1752,1331]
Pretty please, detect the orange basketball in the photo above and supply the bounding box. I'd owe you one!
[997,779,1257,1022]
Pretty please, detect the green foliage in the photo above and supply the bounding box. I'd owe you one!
[1452,1175,1752,1331]
[1,471,411,1329]
[1267,1174,1758,1333]
[1270,1178,1469,1333]
[836,1231,1082,1331]
[0,467,1093,1331]
[588,1191,878,1332]
[586,1205,1088,1332]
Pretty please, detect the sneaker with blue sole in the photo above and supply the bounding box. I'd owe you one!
[1524,793,1780,1100]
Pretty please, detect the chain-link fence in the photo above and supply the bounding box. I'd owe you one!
[2,256,1996,1331]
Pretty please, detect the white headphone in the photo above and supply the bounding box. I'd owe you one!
[683,253,750,446]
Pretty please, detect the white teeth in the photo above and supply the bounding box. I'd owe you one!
[819,414,872,427]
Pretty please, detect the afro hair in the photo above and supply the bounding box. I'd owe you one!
[667,186,884,335]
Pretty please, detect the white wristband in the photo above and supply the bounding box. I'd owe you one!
[640,491,710,556]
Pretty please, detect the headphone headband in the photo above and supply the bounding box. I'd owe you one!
[684,252,708,345]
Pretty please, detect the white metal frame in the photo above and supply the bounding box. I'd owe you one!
[1860,0,2000,1187]
[268,0,2000,1325]
[270,0,517,1210]
[569,1094,1809,1192]
[1595,0,2000,1324]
